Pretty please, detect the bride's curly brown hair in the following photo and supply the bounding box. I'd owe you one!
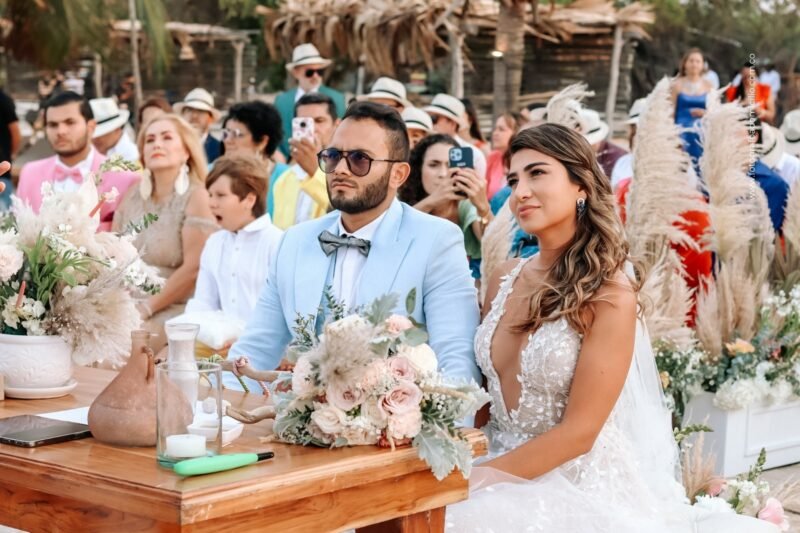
[508,123,643,335]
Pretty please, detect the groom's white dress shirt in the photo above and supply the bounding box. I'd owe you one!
[333,211,387,308]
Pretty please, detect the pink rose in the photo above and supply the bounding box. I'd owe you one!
[327,380,366,411]
[380,380,423,416]
[757,498,790,531]
[387,410,422,440]
[385,314,413,335]
[389,356,417,382]
[707,478,727,497]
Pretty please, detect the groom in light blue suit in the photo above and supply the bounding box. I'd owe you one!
[230,102,480,385]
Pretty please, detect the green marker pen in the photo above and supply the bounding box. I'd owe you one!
[173,452,275,477]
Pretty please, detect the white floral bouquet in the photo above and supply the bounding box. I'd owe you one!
[272,290,490,480]
[692,449,790,531]
[657,284,800,412]
[0,157,163,366]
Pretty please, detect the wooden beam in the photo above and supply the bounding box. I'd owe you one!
[604,23,624,139]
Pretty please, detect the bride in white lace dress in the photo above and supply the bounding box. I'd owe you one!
[446,124,777,532]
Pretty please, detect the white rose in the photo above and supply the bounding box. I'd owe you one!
[693,496,734,514]
[387,410,423,440]
[397,343,438,375]
[0,244,23,281]
[310,403,347,436]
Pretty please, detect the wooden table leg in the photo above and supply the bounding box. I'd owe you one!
[356,507,445,533]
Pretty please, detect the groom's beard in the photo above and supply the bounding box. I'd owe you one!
[328,167,391,214]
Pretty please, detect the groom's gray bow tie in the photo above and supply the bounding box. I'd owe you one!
[318,230,371,257]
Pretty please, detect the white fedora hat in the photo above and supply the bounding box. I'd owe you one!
[89,98,130,138]
[758,123,786,169]
[285,43,332,71]
[358,77,409,108]
[174,88,221,121]
[780,109,800,156]
[577,107,609,145]
[624,98,647,126]
[401,107,433,133]
[424,94,467,129]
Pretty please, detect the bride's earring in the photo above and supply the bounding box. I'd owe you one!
[576,197,587,217]
[139,169,153,200]
[174,163,190,196]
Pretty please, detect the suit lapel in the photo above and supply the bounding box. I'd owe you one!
[294,217,338,318]
[357,200,412,307]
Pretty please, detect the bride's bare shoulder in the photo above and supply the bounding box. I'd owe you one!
[590,270,637,317]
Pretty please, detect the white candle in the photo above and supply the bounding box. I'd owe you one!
[165,434,206,458]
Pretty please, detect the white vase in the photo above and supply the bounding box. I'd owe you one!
[0,333,73,389]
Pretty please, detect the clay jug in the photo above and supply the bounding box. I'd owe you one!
[88,330,191,446]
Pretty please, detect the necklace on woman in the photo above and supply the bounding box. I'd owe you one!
[682,78,703,95]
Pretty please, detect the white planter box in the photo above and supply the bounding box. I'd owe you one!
[683,391,800,477]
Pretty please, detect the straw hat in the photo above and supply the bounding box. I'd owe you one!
[758,123,786,169]
[401,107,433,133]
[89,98,130,138]
[624,98,647,126]
[358,77,409,108]
[577,108,609,145]
[174,88,221,121]
[285,43,332,71]
[780,109,800,156]
[424,94,467,129]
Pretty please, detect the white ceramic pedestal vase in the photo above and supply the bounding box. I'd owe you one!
[683,391,800,477]
[0,333,73,397]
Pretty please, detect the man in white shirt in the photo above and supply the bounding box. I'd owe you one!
[424,94,487,181]
[90,98,139,162]
[759,123,799,189]
[231,102,480,386]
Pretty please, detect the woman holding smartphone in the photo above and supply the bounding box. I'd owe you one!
[400,134,493,278]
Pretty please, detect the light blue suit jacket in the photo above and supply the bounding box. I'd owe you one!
[229,199,481,385]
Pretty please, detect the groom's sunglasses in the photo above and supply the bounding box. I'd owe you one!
[317,148,404,177]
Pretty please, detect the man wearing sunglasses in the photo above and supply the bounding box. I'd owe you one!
[275,44,346,160]
[231,102,481,388]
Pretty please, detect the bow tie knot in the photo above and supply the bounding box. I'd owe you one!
[318,230,371,257]
[53,166,84,184]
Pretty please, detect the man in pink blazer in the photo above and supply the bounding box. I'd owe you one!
[17,92,139,231]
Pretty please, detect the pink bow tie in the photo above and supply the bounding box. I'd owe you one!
[53,165,83,184]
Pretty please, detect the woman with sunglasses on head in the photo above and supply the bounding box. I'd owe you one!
[399,134,493,280]
[219,101,288,217]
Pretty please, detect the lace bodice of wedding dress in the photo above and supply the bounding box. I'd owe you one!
[445,259,779,533]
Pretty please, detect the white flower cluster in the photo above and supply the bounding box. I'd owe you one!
[693,495,735,514]
[763,286,800,318]
[0,229,23,281]
[2,294,46,335]
[714,373,797,411]
[721,479,771,516]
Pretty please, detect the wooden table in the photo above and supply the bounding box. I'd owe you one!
[0,367,487,532]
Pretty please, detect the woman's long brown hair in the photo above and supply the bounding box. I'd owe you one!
[508,123,643,335]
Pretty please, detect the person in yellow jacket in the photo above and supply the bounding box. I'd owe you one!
[271,93,340,229]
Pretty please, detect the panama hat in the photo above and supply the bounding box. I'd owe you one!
[401,107,433,133]
[758,123,786,169]
[285,43,332,71]
[577,108,609,145]
[358,77,409,108]
[174,88,221,121]
[780,109,800,157]
[624,98,647,126]
[424,94,468,129]
[89,98,130,138]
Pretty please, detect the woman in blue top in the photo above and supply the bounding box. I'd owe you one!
[672,48,714,167]
[218,101,288,216]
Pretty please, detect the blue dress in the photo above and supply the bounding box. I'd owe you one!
[675,92,707,166]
